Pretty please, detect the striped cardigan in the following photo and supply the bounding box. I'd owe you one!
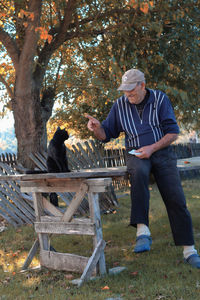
[102,89,179,149]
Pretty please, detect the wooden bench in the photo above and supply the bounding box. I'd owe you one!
[0,167,126,286]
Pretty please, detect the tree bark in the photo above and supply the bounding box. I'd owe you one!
[12,80,52,168]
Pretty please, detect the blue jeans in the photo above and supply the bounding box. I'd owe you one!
[126,146,194,246]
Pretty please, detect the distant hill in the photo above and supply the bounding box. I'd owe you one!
[0,127,17,154]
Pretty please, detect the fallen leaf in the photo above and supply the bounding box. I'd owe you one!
[65,274,74,280]
[101,285,110,290]
[130,271,138,276]
[184,161,190,164]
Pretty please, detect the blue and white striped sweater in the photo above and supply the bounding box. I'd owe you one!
[102,89,179,149]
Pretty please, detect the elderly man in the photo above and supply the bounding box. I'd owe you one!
[86,68,200,268]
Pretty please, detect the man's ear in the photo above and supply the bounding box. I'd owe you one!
[141,82,146,90]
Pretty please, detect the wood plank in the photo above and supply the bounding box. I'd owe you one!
[78,239,106,287]
[0,188,34,224]
[0,207,18,227]
[0,166,128,181]
[0,200,24,225]
[33,152,47,169]
[21,239,40,270]
[76,142,95,168]
[0,169,21,193]
[86,178,113,192]
[56,192,87,215]
[61,183,88,222]
[0,186,34,222]
[0,162,17,175]
[0,183,35,218]
[66,147,83,170]
[86,178,112,186]
[84,141,99,168]
[32,192,49,251]
[40,216,91,223]
[20,178,84,193]
[40,250,90,273]
[42,197,63,217]
[88,192,107,275]
[71,145,86,168]
[0,191,27,224]
[29,153,46,171]
[34,221,95,235]
[21,177,111,192]
[89,140,105,168]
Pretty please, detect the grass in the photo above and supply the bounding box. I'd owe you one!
[0,179,200,300]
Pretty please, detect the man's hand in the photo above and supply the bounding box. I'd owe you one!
[84,113,106,140]
[135,145,155,159]
[136,133,178,159]
[85,113,101,132]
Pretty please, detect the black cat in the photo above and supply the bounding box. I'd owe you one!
[26,127,70,207]
[46,127,70,173]
[47,127,70,206]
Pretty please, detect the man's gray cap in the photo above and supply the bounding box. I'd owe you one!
[117,69,145,91]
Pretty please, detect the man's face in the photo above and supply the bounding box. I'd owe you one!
[124,82,146,104]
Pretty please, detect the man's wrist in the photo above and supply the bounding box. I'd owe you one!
[93,126,106,140]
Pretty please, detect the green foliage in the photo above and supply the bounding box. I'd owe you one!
[50,0,200,137]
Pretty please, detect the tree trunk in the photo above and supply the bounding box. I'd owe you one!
[12,84,46,169]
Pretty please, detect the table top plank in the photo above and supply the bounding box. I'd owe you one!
[1,156,200,181]
[0,167,127,181]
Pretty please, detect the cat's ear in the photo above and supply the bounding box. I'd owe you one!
[57,126,61,131]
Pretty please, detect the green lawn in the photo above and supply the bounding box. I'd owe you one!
[0,179,200,300]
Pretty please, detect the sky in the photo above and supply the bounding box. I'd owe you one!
[0,111,14,131]
[0,99,14,130]
[0,110,16,153]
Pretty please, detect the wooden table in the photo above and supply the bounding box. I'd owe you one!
[0,167,127,286]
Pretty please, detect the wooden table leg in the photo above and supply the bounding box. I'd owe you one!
[21,238,40,270]
[88,191,107,276]
[32,192,49,250]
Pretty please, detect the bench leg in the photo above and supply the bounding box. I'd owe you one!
[88,192,107,276]
[21,238,40,270]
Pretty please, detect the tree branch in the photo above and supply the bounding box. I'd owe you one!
[33,5,133,86]
[0,74,14,99]
[54,54,63,91]
[0,28,20,71]
[18,0,42,77]
[33,0,76,86]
